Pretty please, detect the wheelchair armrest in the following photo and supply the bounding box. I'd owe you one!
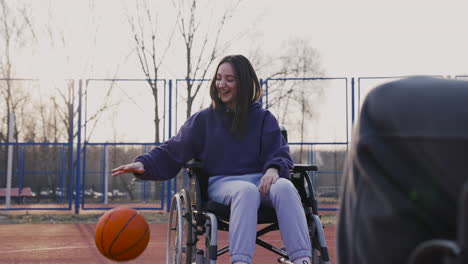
[290,164,319,215]
[185,159,203,169]
[183,159,209,211]
[292,164,318,173]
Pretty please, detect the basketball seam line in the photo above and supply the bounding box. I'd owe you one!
[108,212,138,258]
[112,225,149,258]
[100,212,114,257]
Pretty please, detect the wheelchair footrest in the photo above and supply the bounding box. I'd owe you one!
[209,245,217,260]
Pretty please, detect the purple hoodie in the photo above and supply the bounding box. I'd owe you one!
[134,102,293,181]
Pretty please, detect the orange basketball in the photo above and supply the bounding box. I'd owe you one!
[95,207,150,261]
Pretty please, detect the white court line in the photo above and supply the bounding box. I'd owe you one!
[0,242,163,254]
[0,246,92,254]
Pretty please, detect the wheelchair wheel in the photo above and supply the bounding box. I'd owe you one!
[167,190,195,264]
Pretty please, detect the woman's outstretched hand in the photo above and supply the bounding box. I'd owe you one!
[112,161,145,177]
[259,167,279,196]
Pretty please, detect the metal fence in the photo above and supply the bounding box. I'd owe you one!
[2,75,446,213]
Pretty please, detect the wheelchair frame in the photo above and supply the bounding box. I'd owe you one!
[166,161,330,264]
[407,179,468,264]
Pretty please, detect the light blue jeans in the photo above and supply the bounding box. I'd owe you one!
[208,173,311,264]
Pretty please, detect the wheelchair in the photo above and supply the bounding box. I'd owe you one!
[407,179,468,264]
[166,157,330,263]
[337,76,468,264]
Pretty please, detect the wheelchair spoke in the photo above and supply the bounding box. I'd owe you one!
[167,196,179,264]
[167,190,196,264]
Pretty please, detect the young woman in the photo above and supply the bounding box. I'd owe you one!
[112,55,312,264]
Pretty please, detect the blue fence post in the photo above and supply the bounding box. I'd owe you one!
[143,181,148,202]
[166,80,173,212]
[75,80,83,214]
[161,181,165,210]
[81,79,91,209]
[59,145,66,204]
[351,77,355,126]
[81,142,88,208]
[163,79,167,142]
[169,80,172,141]
[259,79,264,106]
[142,145,148,202]
[67,81,75,211]
[17,145,24,191]
[101,145,105,203]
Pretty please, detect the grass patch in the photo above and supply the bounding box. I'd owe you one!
[4,214,101,224]
[319,213,337,225]
[0,212,169,224]
[1,212,334,225]
[0,210,334,225]
[317,197,339,204]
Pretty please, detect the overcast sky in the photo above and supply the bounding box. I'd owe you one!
[255,0,468,77]
[6,0,468,143]
[13,0,468,79]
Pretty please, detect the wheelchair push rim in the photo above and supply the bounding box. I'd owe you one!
[167,190,195,264]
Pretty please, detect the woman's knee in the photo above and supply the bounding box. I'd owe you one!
[269,178,299,200]
[233,183,260,202]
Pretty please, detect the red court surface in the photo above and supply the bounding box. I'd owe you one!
[0,223,336,263]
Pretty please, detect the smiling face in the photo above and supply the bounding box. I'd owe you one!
[215,62,238,109]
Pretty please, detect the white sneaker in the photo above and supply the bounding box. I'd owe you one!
[293,257,311,264]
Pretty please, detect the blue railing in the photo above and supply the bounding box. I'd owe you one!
[8,75,447,213]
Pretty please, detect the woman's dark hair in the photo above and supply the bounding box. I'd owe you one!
[210,55,261,137]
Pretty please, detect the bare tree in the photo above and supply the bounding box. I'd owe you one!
[21,2,119,197]
[252,38,325,161]
[13,1,113,144]
[172,0,242,119]
[127,0,176,143]
[0,0,36,142]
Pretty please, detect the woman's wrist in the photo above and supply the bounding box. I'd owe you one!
[266,167,279,175]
